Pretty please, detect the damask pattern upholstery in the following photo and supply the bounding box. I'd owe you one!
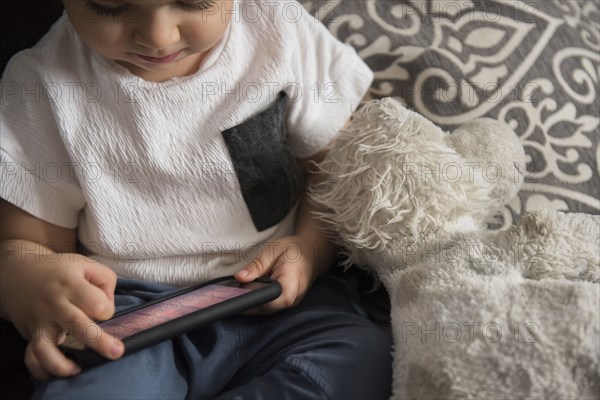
[301,0,600,223]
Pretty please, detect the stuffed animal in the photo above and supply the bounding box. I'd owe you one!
[310,98,600,399]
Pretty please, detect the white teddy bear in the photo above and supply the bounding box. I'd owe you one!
[310,98,600,399]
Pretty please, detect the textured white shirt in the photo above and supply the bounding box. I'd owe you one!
[0,1,373,286]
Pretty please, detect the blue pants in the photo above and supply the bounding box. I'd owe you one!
[31,275,392,399]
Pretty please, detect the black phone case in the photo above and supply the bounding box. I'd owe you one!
[58,276,281,368]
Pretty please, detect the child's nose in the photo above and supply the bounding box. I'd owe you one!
[133,10,181,51]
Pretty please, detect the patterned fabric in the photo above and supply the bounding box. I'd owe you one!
[302,0,600,223]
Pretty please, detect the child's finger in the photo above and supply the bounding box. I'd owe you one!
[79,258,118,302]
[236,253,279,282]
[270,266,301,309]
[24,343,52,381]
[248,264,301,313]
[57,303,124,362]
[26,336,82,379]
[69,281,116,322]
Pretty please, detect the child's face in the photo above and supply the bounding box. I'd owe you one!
[64,1,233,82]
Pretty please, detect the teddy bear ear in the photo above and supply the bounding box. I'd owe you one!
[349,97,411,134]
[446,118,527,206]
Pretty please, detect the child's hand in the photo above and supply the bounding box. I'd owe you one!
[235,236,318,313]
[1,249,124,380]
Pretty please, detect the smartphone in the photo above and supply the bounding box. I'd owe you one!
[58,276,281,368]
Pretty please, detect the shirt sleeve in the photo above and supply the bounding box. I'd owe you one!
[0,51,85,228]
[282,4,374,159]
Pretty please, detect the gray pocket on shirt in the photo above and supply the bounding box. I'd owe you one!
[222,93,305,232]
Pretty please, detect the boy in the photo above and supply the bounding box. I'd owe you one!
[0,0,392,398]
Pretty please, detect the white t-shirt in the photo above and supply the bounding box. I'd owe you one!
[0,0,373,286]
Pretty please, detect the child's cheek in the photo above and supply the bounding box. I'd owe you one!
[183,13,233,54]
[76,22,130,59]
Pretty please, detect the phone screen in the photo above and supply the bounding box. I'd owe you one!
[99,283,254,340]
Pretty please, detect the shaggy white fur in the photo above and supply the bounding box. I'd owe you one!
[312,98,526,269]
[310,98,600,399]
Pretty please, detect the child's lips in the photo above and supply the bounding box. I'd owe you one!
[136,51,182,63]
